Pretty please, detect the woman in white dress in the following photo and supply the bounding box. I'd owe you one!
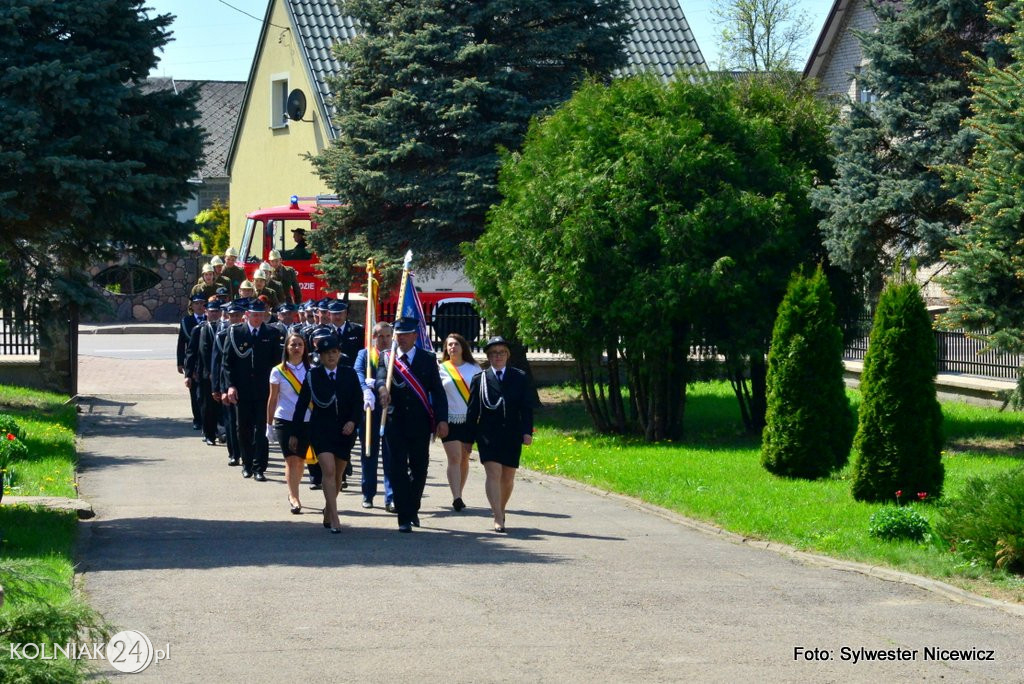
[438,333,481,511]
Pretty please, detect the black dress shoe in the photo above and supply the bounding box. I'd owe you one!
[254,471,267,482]
[385,501,396,513]
[227,457,240,466]
[242,468,252,478]
[203,438,216,446]
[452,497,466,512]
[398,523,412,533]
[192,423,202,431]
[411,515,420,528]
[310,482,322,490]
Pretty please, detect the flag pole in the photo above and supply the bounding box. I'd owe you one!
[380,250,413,436]
[364,258,377,442]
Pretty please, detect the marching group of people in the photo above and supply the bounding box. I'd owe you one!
[178,246,534,534]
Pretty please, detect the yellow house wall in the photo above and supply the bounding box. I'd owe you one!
[228,0,332,248]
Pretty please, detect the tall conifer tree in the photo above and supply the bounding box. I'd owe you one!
[310,0,631,286]
[941,3,1024,404]
[812,0,1009,289]
[0,0,204,312]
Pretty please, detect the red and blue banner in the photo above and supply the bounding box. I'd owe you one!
[400,270,433,352]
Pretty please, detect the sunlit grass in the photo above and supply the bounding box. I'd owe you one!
[526,381,1024,601]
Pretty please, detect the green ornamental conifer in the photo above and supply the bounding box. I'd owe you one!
[851,277,944,502]
[762,267,853,479]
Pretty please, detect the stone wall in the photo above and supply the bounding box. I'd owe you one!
[88,248,202,323]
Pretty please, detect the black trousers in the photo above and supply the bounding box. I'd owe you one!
[200,377,220,442]
[236,394,269,472]
[224,402,240,462]
[384,421,431,527]
[188,378,202,427]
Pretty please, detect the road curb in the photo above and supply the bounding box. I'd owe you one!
[521,468,1024,619]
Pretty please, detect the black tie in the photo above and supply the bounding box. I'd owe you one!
[328,371,336,381]
[401,353,409,364]
[496,369,503,382]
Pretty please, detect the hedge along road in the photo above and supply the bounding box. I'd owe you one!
[73,353,1024,682]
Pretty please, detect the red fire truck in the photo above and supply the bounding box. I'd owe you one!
[236,195,479,343]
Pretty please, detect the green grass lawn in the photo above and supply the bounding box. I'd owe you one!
[0,385,102,682]
[0,384,78,498]
[526,381,1024,602]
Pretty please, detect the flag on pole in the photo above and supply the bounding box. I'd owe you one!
[399,270,433,352]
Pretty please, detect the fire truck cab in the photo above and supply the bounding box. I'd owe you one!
[236,195,479,345]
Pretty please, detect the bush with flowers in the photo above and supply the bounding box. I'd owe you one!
[0,413,24,441]
[0,430,27,477]
[868,490,932,542]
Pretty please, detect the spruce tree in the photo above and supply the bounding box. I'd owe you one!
[941,3,1024,404]
[309,0,631,285]
[0,1,204,312]
[851,276,944,502]
[812,0,1010,288]
[762,267,854,479]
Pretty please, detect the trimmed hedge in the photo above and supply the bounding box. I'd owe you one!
[851,278,944,502]
[762,267,854,479]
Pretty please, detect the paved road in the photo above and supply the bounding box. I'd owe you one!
[78,333,176,360]
[75,357,1024,682]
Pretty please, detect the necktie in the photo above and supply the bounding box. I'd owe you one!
[328,371,336,381]
[401,353,409,364]
[496,369,503,382]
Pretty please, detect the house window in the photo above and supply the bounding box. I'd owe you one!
[270,74,289,128]
[854,66,878,105]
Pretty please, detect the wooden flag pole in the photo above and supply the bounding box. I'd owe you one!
[364,258,377,442]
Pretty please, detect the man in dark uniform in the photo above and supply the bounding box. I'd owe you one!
[327,300,363,367]
[223,300,283,481]
[213,300,246,466]
[177,294,207,430]
[376,316,448,533]
[185,300,223,446]
[281,227,311,260]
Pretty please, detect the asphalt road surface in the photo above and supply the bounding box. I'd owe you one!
[78,333,176,361]
[73,354,1024,682]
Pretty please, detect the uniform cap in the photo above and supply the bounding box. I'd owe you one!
[483,336,510,352]
[206,300,223,311]
[239,280,254,290]
[210,256,224,266]
[226,300,246,313]
[201,264,214,274]
[315,334,341,353]
[190,294,208,303]
[225,247,239,257]
[247,300,267,313]
[327,300,348,313]
[277,303,297,313]
[269,250,282,260]
[393,317,420,334]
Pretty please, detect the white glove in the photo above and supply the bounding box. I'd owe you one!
[265,424,275,441]
[362,387,376,411]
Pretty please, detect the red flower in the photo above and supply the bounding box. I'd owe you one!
[5,433,13,441]
[895,490,902,498]
[917,492,927,500]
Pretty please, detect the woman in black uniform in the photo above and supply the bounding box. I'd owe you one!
[467,336,534,533]
[290,334,361,533]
